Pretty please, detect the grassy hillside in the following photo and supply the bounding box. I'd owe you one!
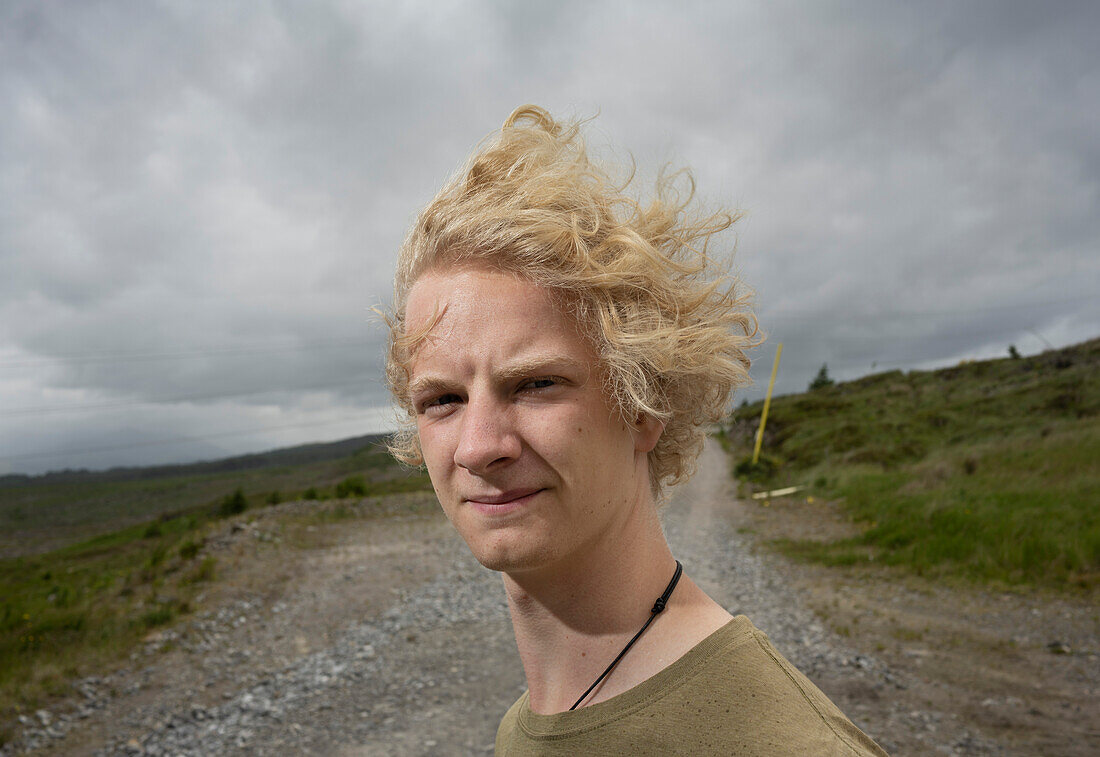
[0,435,399,558]
[721,338,1099,589]
[0,439,432,721]
[0,433,389,489]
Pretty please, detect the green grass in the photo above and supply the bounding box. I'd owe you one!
[0,510,213,718]
[0,442,407,558]
[723,338,1100,589]
[0,443,431,720]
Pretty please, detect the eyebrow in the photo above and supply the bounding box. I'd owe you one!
[496,355,588,383]
[407,355,590,398]
[406,375,455,399]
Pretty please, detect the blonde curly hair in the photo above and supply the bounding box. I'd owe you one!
[385,105,756,493]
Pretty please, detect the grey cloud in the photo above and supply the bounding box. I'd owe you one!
[1,0,1097,472]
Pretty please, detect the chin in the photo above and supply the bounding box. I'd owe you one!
[465,538,555,575]
[467,545,528,574]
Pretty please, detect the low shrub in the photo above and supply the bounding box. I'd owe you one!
[335,476,368,498]
[734,454,781,483]
[177,538,203,560]
[182,557,216,585]
[217,489,247,517]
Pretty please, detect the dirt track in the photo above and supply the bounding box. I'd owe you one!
[10,440,1098,755]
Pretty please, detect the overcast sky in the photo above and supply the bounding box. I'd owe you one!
[2,1,1097,475]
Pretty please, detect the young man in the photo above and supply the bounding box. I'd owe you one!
[385,106,888,755]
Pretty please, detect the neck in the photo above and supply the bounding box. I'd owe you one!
[502,495,686,713]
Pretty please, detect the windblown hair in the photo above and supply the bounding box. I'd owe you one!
[385,105,756,493]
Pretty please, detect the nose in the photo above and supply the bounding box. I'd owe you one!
[453,395,521,474]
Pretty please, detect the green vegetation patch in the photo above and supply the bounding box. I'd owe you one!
[0,510,214,717]
[724,338,1100,589]
[0,441,432,719]
[0,439,407,558]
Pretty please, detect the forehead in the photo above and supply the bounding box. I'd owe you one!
[404,266,591,373]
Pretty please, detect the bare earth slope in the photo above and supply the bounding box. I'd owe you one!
[10,441,1097,755]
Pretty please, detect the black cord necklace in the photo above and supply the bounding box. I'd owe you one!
[569,560,683,711]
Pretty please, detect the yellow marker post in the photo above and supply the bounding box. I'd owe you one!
[752,342,783,465]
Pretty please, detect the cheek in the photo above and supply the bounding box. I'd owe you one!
[417,423,454,474]
[419,429,457,511]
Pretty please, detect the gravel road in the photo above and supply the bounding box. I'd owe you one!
[10,441,1027,755]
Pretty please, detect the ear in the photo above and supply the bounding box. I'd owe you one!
[632,413,664,454]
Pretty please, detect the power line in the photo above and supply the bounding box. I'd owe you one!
[0,414,392,463]
[2,294,1093,369]
[757,294,1095,322]
[0,337,377,368]
[0,376,379,418]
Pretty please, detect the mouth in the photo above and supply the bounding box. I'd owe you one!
[464,488,544,513]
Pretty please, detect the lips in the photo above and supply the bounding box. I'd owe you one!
[465,488,544,506]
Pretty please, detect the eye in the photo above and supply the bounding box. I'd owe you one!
[519,377,558,392]
[419,393,462,415]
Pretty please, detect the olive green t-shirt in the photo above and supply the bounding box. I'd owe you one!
[496,615,888,756]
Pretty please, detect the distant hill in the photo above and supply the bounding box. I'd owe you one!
[0,433,390,489]
[0,432,423,558]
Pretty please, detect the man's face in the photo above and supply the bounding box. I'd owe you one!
[405,266,659,575]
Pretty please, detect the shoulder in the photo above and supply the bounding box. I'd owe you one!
[495,689,527,755]
[496,617,889,756]
[693,617,890,756]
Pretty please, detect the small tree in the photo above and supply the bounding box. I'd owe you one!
[335,476,368,498]
[1008,344,1021,359]
[808,364,834,391]
[217,488,248,517]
